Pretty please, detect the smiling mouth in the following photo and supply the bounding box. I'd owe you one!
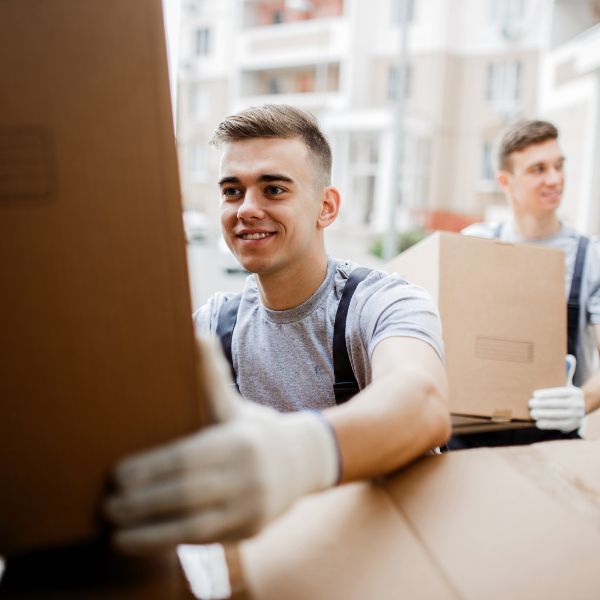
[238,232,275,240]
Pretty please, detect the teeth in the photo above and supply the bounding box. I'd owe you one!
[241,232,271,240]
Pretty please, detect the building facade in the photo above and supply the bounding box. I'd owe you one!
[176,0,555,238]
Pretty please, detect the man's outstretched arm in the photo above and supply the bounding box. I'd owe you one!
[327,336,450,483]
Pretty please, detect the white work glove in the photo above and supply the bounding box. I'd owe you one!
[528,354,585,433]
[105,335,340,554]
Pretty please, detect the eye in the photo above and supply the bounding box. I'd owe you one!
[265,185,285,196]
[221,186,243,200]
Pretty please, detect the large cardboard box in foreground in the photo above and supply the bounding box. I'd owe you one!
[238,440,600,600]
[0,0,206,555]
[386,232,566,421]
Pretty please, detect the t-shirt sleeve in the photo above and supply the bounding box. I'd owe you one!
[348,271,444,367]
[193,292,236,334]
[193,302,212,333]
[586,239,600,325]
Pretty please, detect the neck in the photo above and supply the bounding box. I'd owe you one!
[255,250,328,311]
[512,210,561,240]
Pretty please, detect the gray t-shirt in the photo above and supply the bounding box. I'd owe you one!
[194,257,443,412]
[463,220,600,386]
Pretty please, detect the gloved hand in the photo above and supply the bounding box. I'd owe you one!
[105,335,340,554]
[528,354,585,433]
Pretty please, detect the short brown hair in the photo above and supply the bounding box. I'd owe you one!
[498,120,559,172]
[210,104,332,187]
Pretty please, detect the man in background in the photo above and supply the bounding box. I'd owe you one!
[450,119,600,449]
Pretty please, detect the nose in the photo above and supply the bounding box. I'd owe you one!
[236,188,265,220]
[545,167,563,186]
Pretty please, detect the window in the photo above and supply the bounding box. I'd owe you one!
[188,144,207,181]
[267,77,281,94]
[348,132,380,226]
[189,86,210,121]
[391,0,415,25]
[388,63,412,101]
[194,27,211,56]
[486,60,521,103]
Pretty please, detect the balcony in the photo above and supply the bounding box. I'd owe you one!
[238,8,347,70]
[242,0,344,29]
[239,62,343,110]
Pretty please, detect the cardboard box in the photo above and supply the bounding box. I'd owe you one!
[239,440,600,600]
[385,232,566,421]
[0,0,206,555]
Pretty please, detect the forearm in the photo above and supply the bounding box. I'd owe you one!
[582,370,600,414]
[325,366,450,483]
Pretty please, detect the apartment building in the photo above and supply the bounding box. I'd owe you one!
[176,0,553,237]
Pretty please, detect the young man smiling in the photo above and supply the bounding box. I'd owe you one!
[450,119,600,449]
[105,104,450,552]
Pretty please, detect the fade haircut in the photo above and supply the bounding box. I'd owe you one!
[210,104,332,187]
[498,120,559,172]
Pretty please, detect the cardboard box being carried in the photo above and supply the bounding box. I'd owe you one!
[386,232,565,422]
[236,440,600,600]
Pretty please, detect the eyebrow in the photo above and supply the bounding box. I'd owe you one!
[218,174,295,186]
[526,156,566,170]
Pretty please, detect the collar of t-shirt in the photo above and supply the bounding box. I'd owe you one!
[246,257,337,325]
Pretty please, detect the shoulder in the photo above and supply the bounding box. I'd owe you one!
[587,234,600,250]
[339,262,444,361]
[348,264,438,317]
[461,221,498,239]
[193,291,245,333]
[329,257,434,305]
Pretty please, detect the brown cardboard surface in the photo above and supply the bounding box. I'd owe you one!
[386,232,566,420]
[583,410,600,440]
[240,483,455,600]
[0,0,205,554]
[240,441,600,600]
[384,442,600,600]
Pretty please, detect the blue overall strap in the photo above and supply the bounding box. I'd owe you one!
[567,236,589,358]
[215,293,242,386]
[492,222,503,238]
[332,267,372,405]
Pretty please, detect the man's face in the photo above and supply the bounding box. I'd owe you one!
[218,137,325,276]
[499,139,565,217]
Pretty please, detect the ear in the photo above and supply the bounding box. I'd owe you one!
[496,170,510,191]
[317,187,341,230]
